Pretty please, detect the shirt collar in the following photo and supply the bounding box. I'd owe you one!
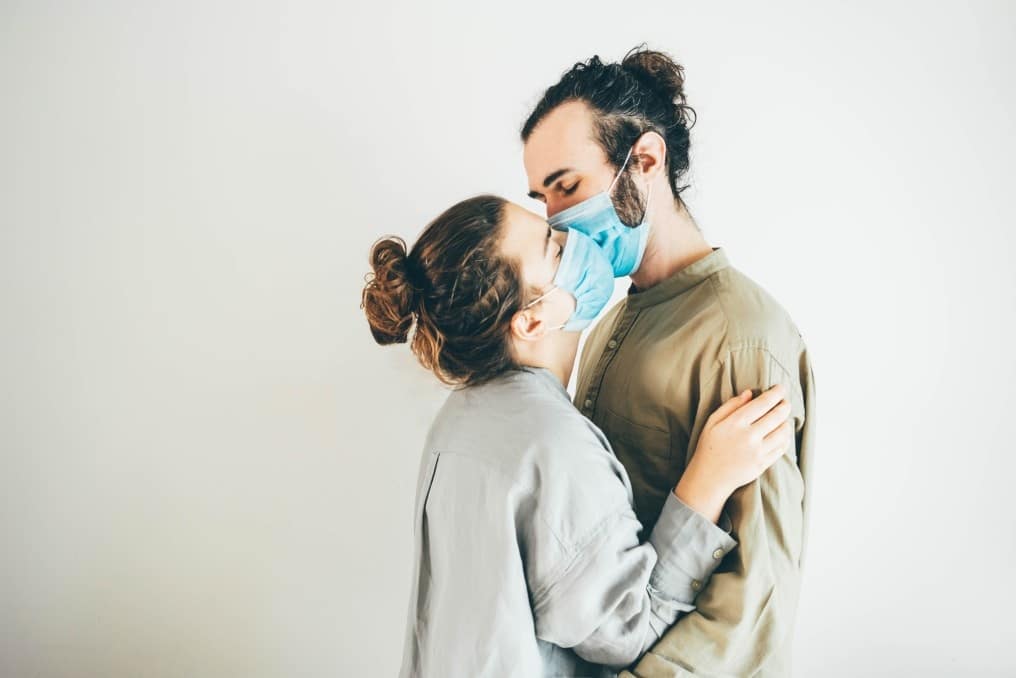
[519,366,569,400]
[626,247,730,310]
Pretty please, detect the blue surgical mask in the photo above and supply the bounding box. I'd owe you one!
[524,227,614,332]
[547,146,653,278]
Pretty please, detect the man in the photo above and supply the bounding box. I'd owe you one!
[521,47,816,677]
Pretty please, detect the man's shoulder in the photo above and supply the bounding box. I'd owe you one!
[707,264,807,358]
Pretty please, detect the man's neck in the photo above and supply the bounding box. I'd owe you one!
[630,200,713,291]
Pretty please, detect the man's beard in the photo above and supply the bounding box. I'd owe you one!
[612,169,648,228]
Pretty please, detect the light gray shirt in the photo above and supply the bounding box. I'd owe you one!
[398,367,737,678]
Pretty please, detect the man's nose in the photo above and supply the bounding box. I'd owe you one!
[545,195,579,219]
[545,198,561,219]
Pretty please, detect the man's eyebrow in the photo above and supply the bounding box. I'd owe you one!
[545,226,552,254]
[542,168,573,188]
[528,168,574,200]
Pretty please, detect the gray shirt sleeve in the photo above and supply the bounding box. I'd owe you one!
[531,490,737,669]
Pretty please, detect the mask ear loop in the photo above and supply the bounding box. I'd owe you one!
[523,284,558,310]
[607,146,635,195]
[522,285,567,333]
[609,134,667,206]
[606,144,655,226]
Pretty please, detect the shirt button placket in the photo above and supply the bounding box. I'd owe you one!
[583,308,637,418]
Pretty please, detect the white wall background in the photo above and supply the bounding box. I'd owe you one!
[2,1,1014,676]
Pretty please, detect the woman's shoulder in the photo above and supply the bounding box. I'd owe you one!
[429,369,619,476]
[429,370,636,557]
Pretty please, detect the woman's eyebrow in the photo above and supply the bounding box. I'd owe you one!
[544,227,552,255]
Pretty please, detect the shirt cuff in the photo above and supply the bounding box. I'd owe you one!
[646,490,738,606]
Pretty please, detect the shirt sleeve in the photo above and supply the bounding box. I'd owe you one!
[623,346,807,677]
[532,488,737,669]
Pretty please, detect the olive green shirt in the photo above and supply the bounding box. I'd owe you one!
[575,248,816,677]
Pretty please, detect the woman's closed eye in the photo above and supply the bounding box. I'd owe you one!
[545,227,563,261]
[561,181,580,196]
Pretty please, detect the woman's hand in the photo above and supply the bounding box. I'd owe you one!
[674,384,794,524]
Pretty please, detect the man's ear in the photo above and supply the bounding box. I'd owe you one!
[632,131,667,179]
[510,308,549,343]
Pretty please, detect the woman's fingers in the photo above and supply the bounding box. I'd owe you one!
[763,420,795,462]
[732,383,786,426]
[707,389,753,424]
[753,398,792,438]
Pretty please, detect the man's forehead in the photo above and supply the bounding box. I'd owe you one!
[524,101,601,170]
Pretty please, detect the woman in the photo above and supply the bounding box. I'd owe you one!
[362,196,793,677]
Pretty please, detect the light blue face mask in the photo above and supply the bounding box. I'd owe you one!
[546,146,653,278]
[524,227,614,332]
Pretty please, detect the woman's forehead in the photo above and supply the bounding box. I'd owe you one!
[498,203,551,261]
[506,203,548,241]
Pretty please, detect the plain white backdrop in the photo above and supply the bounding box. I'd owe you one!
[3,1,1015,676]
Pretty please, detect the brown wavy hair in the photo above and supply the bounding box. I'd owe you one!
[361,195,528,387]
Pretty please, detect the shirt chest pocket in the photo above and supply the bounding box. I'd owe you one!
[601,408,673,461]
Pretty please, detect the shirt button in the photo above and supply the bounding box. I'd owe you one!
[607,339,618,349]
[691,580,702,592]
[583,399,593,409]
[713,549,724,560]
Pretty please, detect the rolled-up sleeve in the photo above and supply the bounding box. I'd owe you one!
[645,491,738,636]
[532,490,737,669]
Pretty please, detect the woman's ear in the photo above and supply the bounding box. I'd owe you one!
[632,131,667,179]
[510,308,548,343]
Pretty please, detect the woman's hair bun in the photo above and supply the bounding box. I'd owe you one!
[362,236,418,345]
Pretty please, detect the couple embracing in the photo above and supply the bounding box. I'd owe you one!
[362,46,816,678]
